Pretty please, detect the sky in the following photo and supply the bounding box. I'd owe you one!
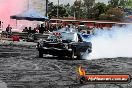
[49,0,108,5]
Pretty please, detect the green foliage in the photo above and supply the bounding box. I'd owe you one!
[108,0,129,8]
[47,0,129,21]
[73,0,82,19]
[92,2,108,19]
[126,0,132,8]
[83,0,95,19]
[69,0,96,19]
[64,3,71,17]
[99,7,124,21]
[108,0,120,7]
[48,2,68,18]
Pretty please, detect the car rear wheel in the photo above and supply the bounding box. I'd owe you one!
[39,51,43,58]
[71,51,75,59]
[78,50,87,59]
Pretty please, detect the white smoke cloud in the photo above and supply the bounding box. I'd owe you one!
[86,25,132,59]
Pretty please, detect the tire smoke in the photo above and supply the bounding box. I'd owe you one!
[86,25,132,59]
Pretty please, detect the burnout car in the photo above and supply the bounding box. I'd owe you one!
[37,31,92,59]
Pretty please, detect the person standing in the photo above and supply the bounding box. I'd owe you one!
[22,27,28,32]
[6,24,10,32]
[6,24,12,38]
[38,24,45,34]
[28,27,32,34]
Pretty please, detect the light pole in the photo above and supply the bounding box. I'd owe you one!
[46,0,48,17]
[56,0,59,30]
[57,0,59,18]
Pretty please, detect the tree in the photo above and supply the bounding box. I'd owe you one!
[83,0,95,19]
[108,0,120,7]
[70,0,95,19]
[69,5,76,18]
[74,0,82,19]
[99,7,124,21]
[98,13,109,20]
[48,4,68,18]
[108,0,129,8]
[47,2,54,17]
[126,0,132,8]
[92,2,108,19]
[64,3,71,17]
[47,2,68,18]
[69,0,85,19]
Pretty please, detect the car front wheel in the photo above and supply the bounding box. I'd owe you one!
[39,51,43,58]
[79,52,85,59]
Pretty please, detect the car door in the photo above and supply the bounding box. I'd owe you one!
[75,34,89,55]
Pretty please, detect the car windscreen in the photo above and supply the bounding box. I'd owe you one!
[78,25,87,31]
[61,32,77,42]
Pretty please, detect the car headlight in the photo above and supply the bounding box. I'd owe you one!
[37,40,45,48]
[68,44,72,49]
[64,44,68,49]
[36,42,40,48]
[39,41,44,47]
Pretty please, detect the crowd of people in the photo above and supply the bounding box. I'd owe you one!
[22,23,92,34]
[1,24,13,38]
[0,22,108,42]
[22,24,55,34]
[3,23,94,37]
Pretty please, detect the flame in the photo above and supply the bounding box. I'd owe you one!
[78,66,86,76]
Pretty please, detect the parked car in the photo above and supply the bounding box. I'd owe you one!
[37,31,92,59]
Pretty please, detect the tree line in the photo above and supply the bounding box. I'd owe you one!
[47,0,132,21]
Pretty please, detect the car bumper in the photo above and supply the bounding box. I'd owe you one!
[38,47,72,56]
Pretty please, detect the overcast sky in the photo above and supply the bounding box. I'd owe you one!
[49,0,109,5]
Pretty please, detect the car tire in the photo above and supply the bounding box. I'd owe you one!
[79,51,85,59]
[88,47,92,53]
[71,51,75,59]
[39,51,43,58]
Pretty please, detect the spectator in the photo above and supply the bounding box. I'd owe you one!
[28,27,32,34]
[32,28,37,33]
[22,27,28,32]
[53,25,57,31]
[58,25,62,30]
[6,24,12,38]
[65,25,70,31]
[45,25,49,32]
[49,25,53,32]
[6,24,10,33]
[38,24,45,34]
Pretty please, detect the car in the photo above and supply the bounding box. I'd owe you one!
[78,25,93,34]
[36,31,92,59]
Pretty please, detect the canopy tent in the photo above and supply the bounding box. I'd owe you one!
[10,9,49,21]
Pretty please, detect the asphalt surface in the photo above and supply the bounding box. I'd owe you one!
[0,41,132,88]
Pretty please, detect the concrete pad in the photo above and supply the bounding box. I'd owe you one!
[0,81,7,88]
